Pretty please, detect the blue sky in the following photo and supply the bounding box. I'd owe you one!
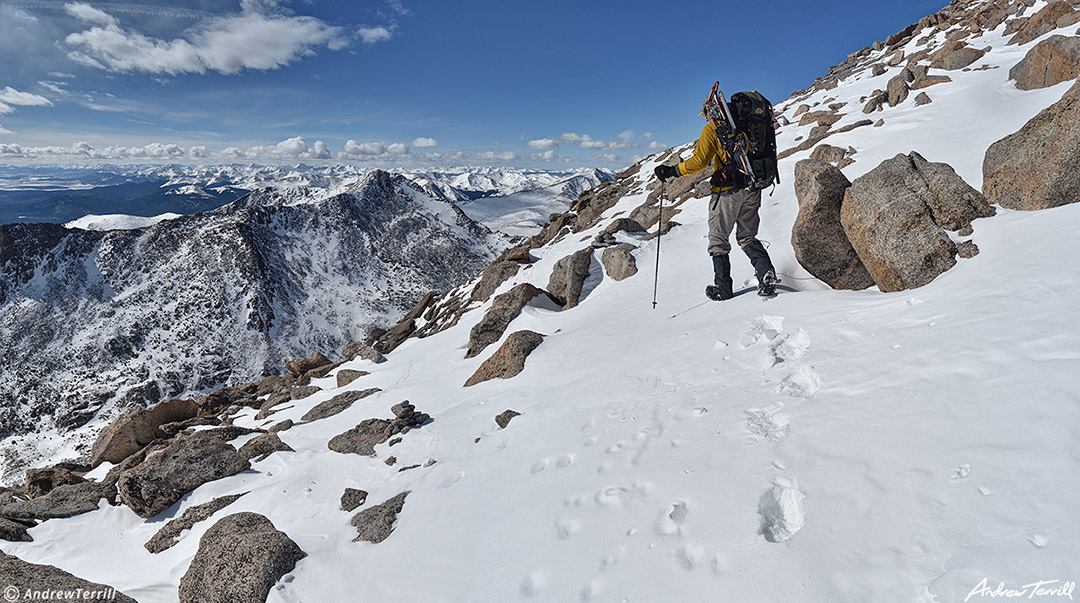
[0,0,950,169]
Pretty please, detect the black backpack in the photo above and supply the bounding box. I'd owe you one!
[710,90,780,192]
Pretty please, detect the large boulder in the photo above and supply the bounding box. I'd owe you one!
[90,397,199,466]
[791,160,875,290]
[983,79,1080,210]
[547,248,594,310]
[930,41,988,70]
[117,430,251,518]
[1010,35,1080,90]
[842,152,985,292]
[470,260,522,302]
[466,283,550,359]
[179,512,304,603]
[464,330,545,387]
[887,74,910,106]
[351,492,410,543]
[0,551,138,602]
[25,467,85,498]
[237,433,294,462]
[285,351,332,377]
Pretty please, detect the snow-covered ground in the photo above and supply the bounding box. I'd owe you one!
[3,2,1079,601]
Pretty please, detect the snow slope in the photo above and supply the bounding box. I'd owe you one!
[3,2,1079,601]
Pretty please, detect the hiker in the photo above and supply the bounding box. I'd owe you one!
[654,83,781,299]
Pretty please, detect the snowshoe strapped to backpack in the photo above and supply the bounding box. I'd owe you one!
[709,89,780,193]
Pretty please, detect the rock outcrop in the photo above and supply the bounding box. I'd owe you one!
[1010,35,1080,90]
[117,430,251,518]
[341,488,368,512]
[0,551,138,602]
[984,79,1080,210]
[464,330,545,387]
[178,512,304,603]
[0,481,115,521]
[792,160,875,290]
[495,409,522,429]
[237,433,294,462]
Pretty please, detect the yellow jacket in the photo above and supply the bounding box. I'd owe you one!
[675,123,730,193]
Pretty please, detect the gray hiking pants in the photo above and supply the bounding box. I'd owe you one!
[707,187,762,256]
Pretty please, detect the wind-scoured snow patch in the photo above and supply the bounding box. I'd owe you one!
[758,478,806,543]
[64,213,181,231]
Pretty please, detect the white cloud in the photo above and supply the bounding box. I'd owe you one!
[310,140,331,159]
[411,137,437,148]
[0,125,12,135]
[535,149,556,161]
[593,153,620,163]
[65,2,118,27]
[64,2,349,75]
[559,133,592,143]
[0,87,53,117]
[477,150,517,162]
[342,140,386,156]
[527,138,558,150]
[357,26,393,45]
[189,145,210,158]
[387,142,409,155]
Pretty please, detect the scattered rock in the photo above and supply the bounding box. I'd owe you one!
[862,92,887,113]
[336,369,370,388]
[179,512,304,603]
[341,341,384,363]
[915,92,933,106]
[872,63,886,76]
[957,241,980,258]
[328,402,431,456]
[290,385,321,400]
[285,352,332,377]
[300,388,382,423]
[25,467,85,498]
[984,80,1080,210]
[792,104,810,117]
[160,416,224,437]
[90,398,199,466]
[792,159,875,290]
[495,409,522,429]
[809,144,847,164]
[237,433,294,462]
[602,217,646,235]
[117,431,251,518]
[384,456,397,466]
[912,74,952,89]
[144,492,248,554]
[255,375,294,398]
[197,387,254,417]
[547,248,594,310]
[254,393,292,421]
[0,551,138,602]
[464,330,545,387]
[341,488,368,512]
[601,243,639,281]
[1010,35,1080,90]
[351,492,410,543]
[466,283,550,359]
[875,119,885,127]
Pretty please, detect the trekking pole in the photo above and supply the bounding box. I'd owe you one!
[652,181,664,309]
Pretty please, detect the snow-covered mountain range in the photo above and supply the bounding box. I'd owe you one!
[2,0,1079,601]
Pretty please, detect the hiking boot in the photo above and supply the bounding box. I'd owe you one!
[706,285,733,301]
[757,270,780,297]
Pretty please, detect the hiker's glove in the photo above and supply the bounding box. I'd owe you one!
[654,164,678,182]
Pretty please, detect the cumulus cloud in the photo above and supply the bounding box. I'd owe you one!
[411,137,437,148]
[477,150,518,162]
[559,133,593,143]
[387,142,409,155]
[527,137,558,150]
[310,140,331,159]
[63,1,349,75]
[342,140,386,156]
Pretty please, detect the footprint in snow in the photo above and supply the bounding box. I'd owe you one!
[555,517,582,540]
[530,459,548,474]
[519,571,546,597]
[758,478,806,543]
[741,314,785,348]
[556,454,574,468]
[654,501,688,537]
[777,365,821,398]
[745,404,791,444]
[766,328,811,368]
